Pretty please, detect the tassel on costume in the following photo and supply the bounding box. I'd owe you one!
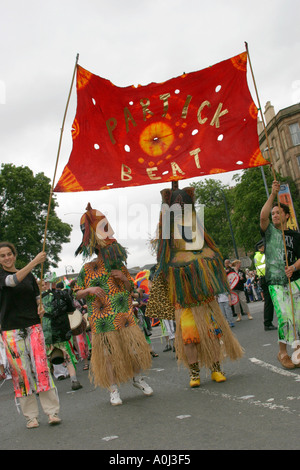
[168,255,230,308]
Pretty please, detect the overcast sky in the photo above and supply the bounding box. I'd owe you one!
[1,0,299,278]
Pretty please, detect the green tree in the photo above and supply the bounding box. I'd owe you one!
[0,164,72,272]
[191,178,237,258]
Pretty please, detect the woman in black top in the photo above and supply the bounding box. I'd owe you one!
[0,242,61,429]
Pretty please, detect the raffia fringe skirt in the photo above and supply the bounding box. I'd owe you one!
[89,324,152,389]
[174,299,244,369]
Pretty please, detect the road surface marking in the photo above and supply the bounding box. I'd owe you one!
[249,357,300,381]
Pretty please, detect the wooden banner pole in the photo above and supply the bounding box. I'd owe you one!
[39,53,79,292]
[245,42,296,338]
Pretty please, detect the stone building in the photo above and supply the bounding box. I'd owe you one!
[258,102,300,193]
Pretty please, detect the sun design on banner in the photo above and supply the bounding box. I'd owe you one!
[249,148,268,166]
[230,52,247,71]
[71,118,80,140]
[139,122,175,157]
[77,66,92,90]
[249,101,258,120]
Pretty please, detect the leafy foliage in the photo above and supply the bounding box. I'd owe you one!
[191,178,236,258]
[0,164,72,272]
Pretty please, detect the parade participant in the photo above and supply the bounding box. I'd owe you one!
[146,187,243,387]
[254,240,276,331]
[230,260,253,321]
[41,281,83,391]
[224,259,233,274]
[217,292,235,327]
[260,180,300,369]
[74,203,153,406]
[161,319,176,352]
[0,242,61,428]
[133,288,158,358]
[69,279,91,370]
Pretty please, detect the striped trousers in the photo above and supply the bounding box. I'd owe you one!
[1,324,59,419]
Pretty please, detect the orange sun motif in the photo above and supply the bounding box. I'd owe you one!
[71,118,80,140]
[249,148,268,166]
[139,122,175,157]
[230,52,247,72]
[209,168,226,174]
[77,66,92,90]
[249,102,258,120]
[55,166,84,192]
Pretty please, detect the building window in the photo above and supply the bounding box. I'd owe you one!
[289,123,300,146]
[297,155,300,169]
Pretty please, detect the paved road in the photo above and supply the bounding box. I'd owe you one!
[0,301,299,451]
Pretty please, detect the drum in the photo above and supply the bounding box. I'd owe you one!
[230,292,239,306]
[68,309,86,336]
[227,272,239,290]
[50,347,64,365]
[227,272,239,305]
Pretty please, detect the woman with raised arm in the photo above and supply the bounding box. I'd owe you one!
[260,181,300,369]
[0,242,61,429]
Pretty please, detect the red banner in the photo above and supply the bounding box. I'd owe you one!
[54,52,268,192]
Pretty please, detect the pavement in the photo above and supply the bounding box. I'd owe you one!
[0,300,299,451]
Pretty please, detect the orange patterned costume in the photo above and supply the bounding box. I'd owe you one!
[74,204,152,391]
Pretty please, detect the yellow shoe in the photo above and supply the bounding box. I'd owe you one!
[211,371,226,383]
[189,377,200,388]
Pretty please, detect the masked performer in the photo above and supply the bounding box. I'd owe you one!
[74,204,153,406]
[146,187,244,387]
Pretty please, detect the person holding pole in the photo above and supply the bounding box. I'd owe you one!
[146,187,244,388]
[260,181,300,369]
[0,242,61,428]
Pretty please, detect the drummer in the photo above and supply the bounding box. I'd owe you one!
[41,280,83,391]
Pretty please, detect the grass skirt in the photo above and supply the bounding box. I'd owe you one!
[89,324,152,389]
[174,299,244,370]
